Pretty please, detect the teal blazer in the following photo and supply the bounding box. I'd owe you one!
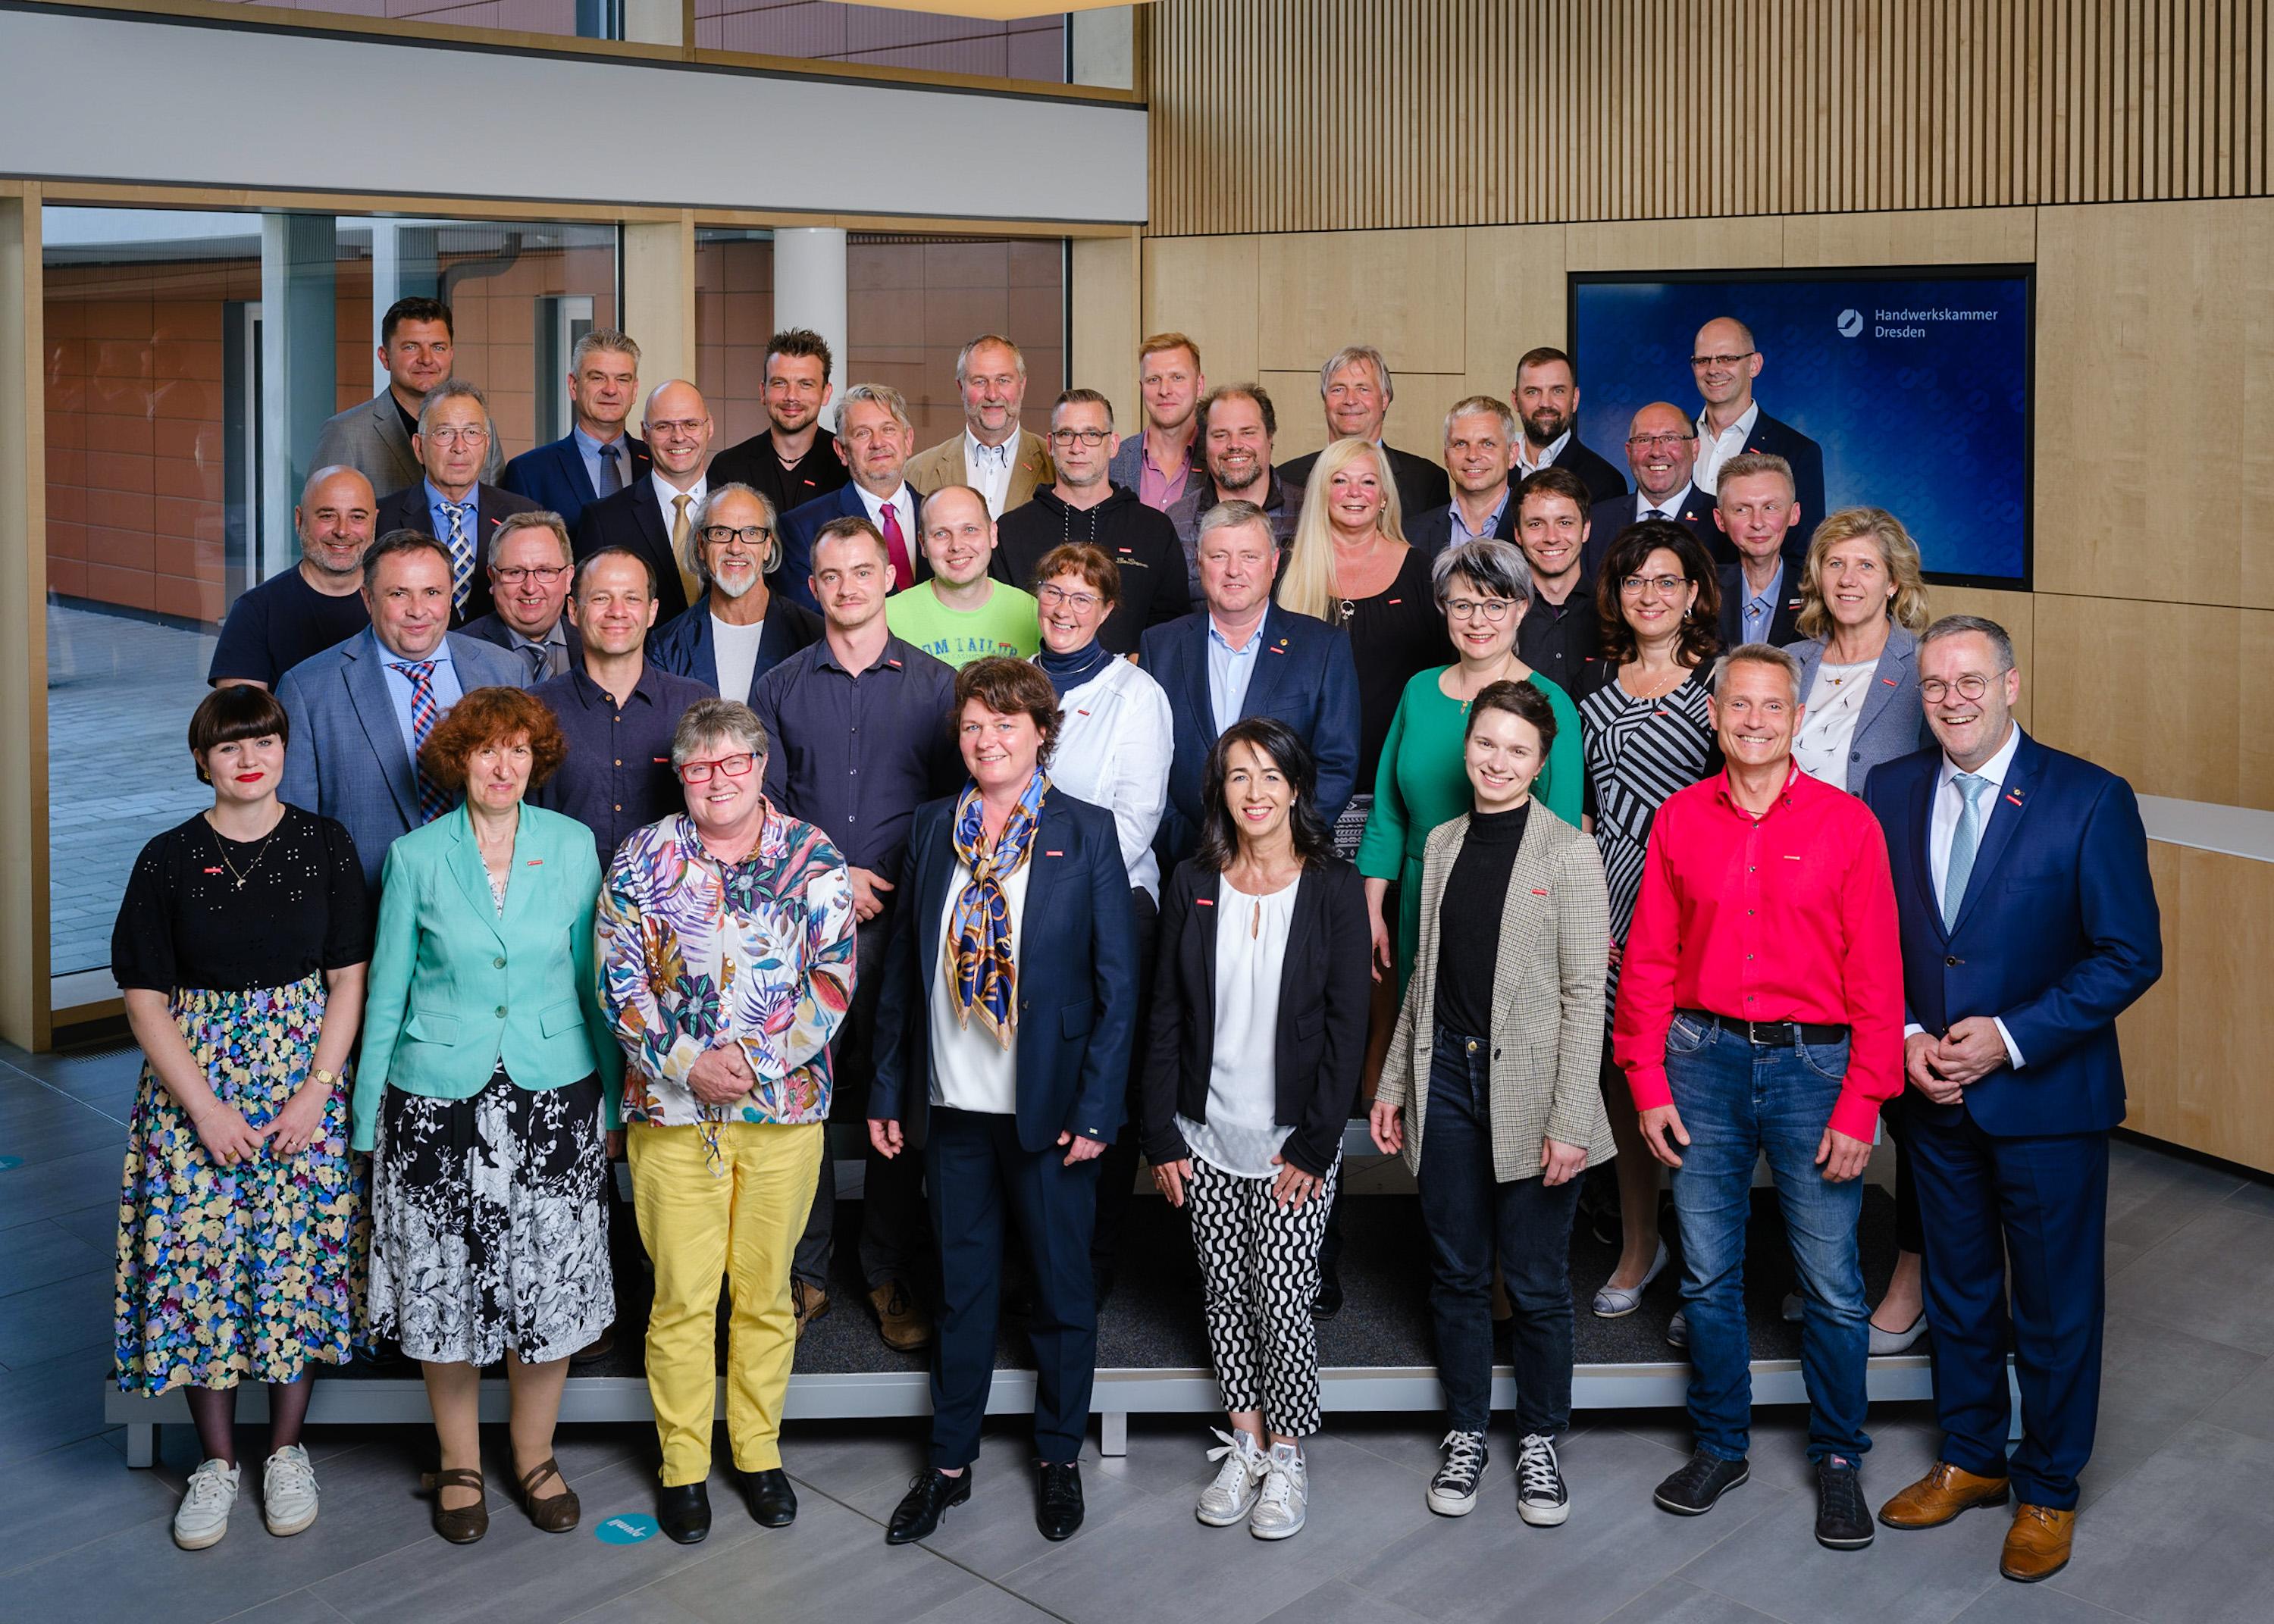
[352,802,623,1152]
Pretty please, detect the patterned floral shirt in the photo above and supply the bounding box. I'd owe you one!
[597,808,857,1129]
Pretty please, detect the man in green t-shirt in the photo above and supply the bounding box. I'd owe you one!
[884,483,1040,668]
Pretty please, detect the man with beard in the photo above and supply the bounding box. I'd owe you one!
[904,333,1053,518]
[1164,384,1304,599]
[1106,332,1206,512]
[1275,344,1450,518]
[707,328,850,522]
[1587,401,1722,570]
[995,389,1189,654]
[1510,346,1627,503]
[1408,396,1520,555]
[650,482,822,706]
[208,465,377,689]
[573,380,717,625]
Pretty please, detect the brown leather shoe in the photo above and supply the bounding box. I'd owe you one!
[516,1455,580,1533]
[421,1467,489,1544]
[2001,1503,2075,1582]
[791,1278,830,1339]
[869,1280,933,1352]
[1878,1460,2011,1529]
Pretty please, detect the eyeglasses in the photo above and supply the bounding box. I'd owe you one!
[645,418,708,438]
[1620,574,1690,596]
[1445,597,1515,622]
[423,425,488,446]
[491,565,568,586]
[678,753,756,784]
[1625,431,1696,449]
[1688,351,1756,369]
[1037,584,1103,612]
[1048,427,1112,448]
[1918,675,1994,702]
[700,524,772,549]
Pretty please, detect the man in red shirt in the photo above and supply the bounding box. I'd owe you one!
[1614,643,1903,1550]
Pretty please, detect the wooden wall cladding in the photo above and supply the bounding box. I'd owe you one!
[1147,0,2273,236]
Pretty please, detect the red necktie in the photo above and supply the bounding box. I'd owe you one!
[879,499,915,593]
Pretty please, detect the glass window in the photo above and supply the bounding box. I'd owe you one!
[221,0,604,39]
[694,227,776,454]
[694,2,1067,82]
[42,207,619,979]
[847,233,1066,446]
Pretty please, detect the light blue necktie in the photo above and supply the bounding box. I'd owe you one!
[1942,773,1991,929]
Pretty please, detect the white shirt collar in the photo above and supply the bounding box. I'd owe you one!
[653,474,706,528]
[1697,399,1760,446]
[1637,481,1696,520]
[1516,427,1572,477]
[964,427,1014,467]
[854,482,913,527]
[1938,721,2022,796]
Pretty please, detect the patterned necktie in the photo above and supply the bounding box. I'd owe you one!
[670,493,701,608]
[1645,507,1667,521]
[442,501,474,616]
[522,640,551,684]
[879,499,915,592]
[1942,772,1991,928]
[390,660,453,824]
[594,440,624,496]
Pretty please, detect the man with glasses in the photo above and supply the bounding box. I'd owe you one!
[778,383,925,612]
[1690,316,1825,553]
[1276,344,1451,518]
[650,483,822,706]
[208,465,377,690]
[996,388,1189,654]
[1713,453,1806,649]
[373,379,540,627]
[574,380,716,626]
[887,484,1039,667]
[1164,385,1304,599]
[500,328,650,532]
[709,328,851,522]
[459,512,583,683]
[1410,395,1521,556]
[1587,401,1721,569]
[755,515,960,1350]
[312,296,501,497]
[1510,345,1628,503]
[905,333,1054,518]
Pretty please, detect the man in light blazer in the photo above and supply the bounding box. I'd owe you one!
[1861,616,2162,1586]
[499,328,650,532]
[311,296,500,498]
[1137,502,1361,865]
[277,531,526,896]
[903,333,1054,519]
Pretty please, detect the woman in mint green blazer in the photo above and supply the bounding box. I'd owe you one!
[353,687,623,1544]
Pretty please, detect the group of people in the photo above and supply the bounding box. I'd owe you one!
[110,302,2161,1591]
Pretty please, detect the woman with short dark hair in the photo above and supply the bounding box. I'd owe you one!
[355,684,622,1544]
[113,686,371,1551]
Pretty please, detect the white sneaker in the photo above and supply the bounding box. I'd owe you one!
[173,1458,240,1550]
[1427,1429,1489,1516]
[1249,1442,1307,1541]
[262,1444,320,1537]
[1514,1432,1570,1527]
[1195,1428,1269,1527]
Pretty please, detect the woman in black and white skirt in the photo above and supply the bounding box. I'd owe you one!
[351,686,622,1544]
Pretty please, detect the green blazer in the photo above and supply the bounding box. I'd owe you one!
[351,802,623,1152]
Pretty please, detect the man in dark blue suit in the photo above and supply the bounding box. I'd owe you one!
[1583,401,1722,574]
[498,329,650,532]
[1691,316,1826,555]
[1408,396,1520,558]
[775,384,923,615]
[1137,501,1361,865]
[1861,615,2162,1586]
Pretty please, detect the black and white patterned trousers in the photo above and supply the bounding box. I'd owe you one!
[1184,1152,1339,1436]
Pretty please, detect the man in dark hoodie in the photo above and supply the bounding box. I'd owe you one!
[993,388,1191,656]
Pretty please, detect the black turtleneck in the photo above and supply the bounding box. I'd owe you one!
[1433,801,1531,1039]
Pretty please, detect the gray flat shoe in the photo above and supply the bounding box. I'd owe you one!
[1592,1239,1669,1318]
[1868,1313,1928,1356]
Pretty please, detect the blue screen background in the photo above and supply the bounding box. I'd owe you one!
[1571,271,2031,583]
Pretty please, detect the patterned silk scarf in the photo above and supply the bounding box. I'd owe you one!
[944,768,1049,1048]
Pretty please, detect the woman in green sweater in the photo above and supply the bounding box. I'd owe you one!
[1358,538,1583,997]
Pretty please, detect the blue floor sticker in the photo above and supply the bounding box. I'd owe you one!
[595,1513,660,1544]
[0,1156,22,1172]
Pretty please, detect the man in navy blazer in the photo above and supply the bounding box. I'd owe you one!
[775,385,925,614]
[1860,615,2161,1585]
[1583,401,1722,574]
[1408,396,1521,558]
[572,380,716,629]
[1137,501,1361,865]
[277,532,525,896]
[1691,316,1826,555]
[1510,345,1627,504]
[370,379,540,627]
[649,484,824,704]
[498,328,650,532]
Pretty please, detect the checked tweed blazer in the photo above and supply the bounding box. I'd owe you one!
[1375,803,1617,1183]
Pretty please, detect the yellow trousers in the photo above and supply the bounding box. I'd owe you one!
[628,1119,824,1485]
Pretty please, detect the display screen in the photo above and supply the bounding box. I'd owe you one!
[1570,266,2034,587]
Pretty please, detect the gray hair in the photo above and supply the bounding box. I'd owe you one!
[1712,641,1803,702]
[1319,344,1393,404]
[671,698,769,769]
[1195,499,1276,552]
[836,381,913,434]
[1431,537,1532,609]
[569,327,641,372]
[415,377,490,440]
[486,509,572,568]
[953,333,1025,382]
[1920,614,2017,673]
[687,481,781,581]
[1717,450,1795,496]
[1442,394,1518,443]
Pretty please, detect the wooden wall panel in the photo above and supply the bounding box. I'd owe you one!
[1563,217,1784,274]
[1781,208,2038,266]
[2244,609,2274,809]
[1254,229,1466,375]
[1461,225,1566,406]
[1070,234,1141,438]
[1259,368,1467,464]
[1140,236,1258,386]
[1148,1,2274,236]
[2034,593,2245,806]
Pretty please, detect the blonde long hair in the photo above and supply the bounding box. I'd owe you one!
[1795,505,1933,642]
[1280,437,1407,624]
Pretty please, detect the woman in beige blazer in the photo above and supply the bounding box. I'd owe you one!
[1370,679,1614,1532]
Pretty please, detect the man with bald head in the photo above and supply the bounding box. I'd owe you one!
[209,465,378,689]
[1586,402,1722,571]
[1690,315,1826,555]
[573,379,715,625]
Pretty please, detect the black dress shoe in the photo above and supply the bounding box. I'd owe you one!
[1653,1450,1749,1516]
[1814,1454,1874,1550]
[744,1467,797,1528]
[1311,1274,1345,1320]
[657,1482,711,1544]
[1035,1460,1084,1541]
[886,1468,972,1545]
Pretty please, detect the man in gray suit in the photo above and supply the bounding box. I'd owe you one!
[277,529,525,895]
[309,296,502,499]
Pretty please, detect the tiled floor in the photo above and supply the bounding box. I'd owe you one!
[5,1037,2270,1624]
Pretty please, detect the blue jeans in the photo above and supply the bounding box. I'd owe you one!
[1416,1025,1583,1437]
[1664,1013,1869,1463]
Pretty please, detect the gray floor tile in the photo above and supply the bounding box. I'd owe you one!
[0,1433,183,1576]
[908,1585,1068,1623]
[2082,1312,2266,1507]
[52,1197,127,1253]
[0,1347,117,1466]
[1597,1579,1789,1624]
[1259,1579,1432,1624]
[0,1145,130,1231]
[2043,1419,2274,1622]
[2103,1139,2247,1278]
[563,1585,715,1624]
[841,1432,1156,1579]
[778,1417,929,1502]
[216,1593,352,1624]
[1946,1582,2142,1622]
[656,1489,982,1622]
[0,1097,130,1163]
[0,1217,111,1300]
[2106,1202,2274,1356]
[2198,1351,2274,1446]
[0,1264,115,1369]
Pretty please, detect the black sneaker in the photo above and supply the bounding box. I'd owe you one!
[1653,1450,1749,1516]
[1815,1454,1874,1550]
[1426,1429,1489,1516]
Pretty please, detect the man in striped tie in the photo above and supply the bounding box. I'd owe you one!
[372,378,539,628]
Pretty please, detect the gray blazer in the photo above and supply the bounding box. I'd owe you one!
[1107,434,1195,495]
[1375,805,1617,1183]
[276,627,526,894]
[309,392,503,500]
[1790,621,1935,793]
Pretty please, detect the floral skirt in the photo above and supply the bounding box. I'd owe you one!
[367,1069,612,1366]
[113,975,366,1396]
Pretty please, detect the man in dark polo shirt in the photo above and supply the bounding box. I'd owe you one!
[208,465,377,690]
[1512,467,1602,694]
[706,327,850,524]
[753,514,960,1353]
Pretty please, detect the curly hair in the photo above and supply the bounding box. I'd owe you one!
[418,685,568,795]
[1593,520,1722,668]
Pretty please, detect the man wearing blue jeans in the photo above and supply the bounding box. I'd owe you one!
[1612,644,1904,1550]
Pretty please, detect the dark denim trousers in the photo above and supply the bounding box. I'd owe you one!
[1416,1024,1583,1437]
[1664,1013,1869,1463]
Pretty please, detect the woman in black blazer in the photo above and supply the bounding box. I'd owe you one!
[1142,716,1371,1542]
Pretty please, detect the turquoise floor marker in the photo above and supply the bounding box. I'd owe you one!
[0,1156,22,1172]
[595,1513,659,1544]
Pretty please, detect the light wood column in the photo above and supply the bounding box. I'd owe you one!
[1070,232,1141,437]
[0,188,49,1050]
[622,213,697,409]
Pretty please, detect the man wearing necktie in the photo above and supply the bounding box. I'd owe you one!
[569,380,714,629]
[1860,616,2162,1586]
[456,512,582,685]
[775,383,927,613]
[1585,401,1721,574]
[374,378,540,629]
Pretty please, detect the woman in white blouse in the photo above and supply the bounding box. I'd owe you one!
[1030,542,1176,1302]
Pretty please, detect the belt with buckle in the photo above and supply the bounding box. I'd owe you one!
[1689,1009,1849,1048]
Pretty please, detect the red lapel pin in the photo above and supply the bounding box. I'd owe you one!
[1530,888,1549,897]
[1044,850,1063,858]
[525,858,543,865]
